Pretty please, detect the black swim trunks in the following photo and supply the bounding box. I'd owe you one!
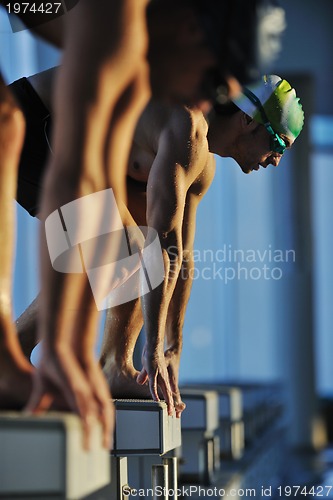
[9,77,52,217]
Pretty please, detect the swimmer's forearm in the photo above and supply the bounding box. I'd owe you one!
[141,252,174,354]
[166,253,194,351]
[141,231,183,354]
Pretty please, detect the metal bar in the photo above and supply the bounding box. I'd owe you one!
[163,457,178,500]
[152,464,168,500]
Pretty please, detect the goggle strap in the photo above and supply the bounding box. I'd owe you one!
[243,87,286,153]
[243,87,271,127]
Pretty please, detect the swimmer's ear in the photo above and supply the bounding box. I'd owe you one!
[241,111,258,131]
[224,74,242,101]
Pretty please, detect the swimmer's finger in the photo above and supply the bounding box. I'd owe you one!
[157,374,174,416]
[148,371,160,402]
[24,373,53,414]
[137,368,148,385]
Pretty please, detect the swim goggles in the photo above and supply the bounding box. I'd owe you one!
[243,87,287,154]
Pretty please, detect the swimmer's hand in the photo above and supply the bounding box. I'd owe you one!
[25,346,114,450]
[163,346,186,418]
[136,344,175,416]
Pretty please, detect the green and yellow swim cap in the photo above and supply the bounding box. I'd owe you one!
[233,75,304,141]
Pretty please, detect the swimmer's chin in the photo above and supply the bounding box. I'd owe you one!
[240,166,253,174]
[240,164,261,174]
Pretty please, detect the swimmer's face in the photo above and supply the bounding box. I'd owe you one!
[236,122,293,174]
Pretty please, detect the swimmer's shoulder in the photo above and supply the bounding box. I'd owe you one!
[134,99,173,154]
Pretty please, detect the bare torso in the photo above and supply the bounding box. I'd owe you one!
[126,101,216,226]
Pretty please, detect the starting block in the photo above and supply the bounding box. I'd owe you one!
[0,412,110,499]
[112,399,181,456]
[222,382,285,445]
[182,381,285,461]
[218,386,245,459]
[233,383,265,444]
[110,400,181,499]
[182,384,245,460]
[179,389,220,485]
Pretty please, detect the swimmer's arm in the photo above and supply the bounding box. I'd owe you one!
[161,193,200,417]
[165,193,200,355]
[137,127,191,413]
[143,167,185,356]
[166,151,215,354]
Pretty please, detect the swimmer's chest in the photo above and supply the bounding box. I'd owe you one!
[126,131,212,197]
[127,141,156,184]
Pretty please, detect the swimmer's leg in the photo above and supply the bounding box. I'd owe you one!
[100,298,156,399]
[0,74,33,409]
